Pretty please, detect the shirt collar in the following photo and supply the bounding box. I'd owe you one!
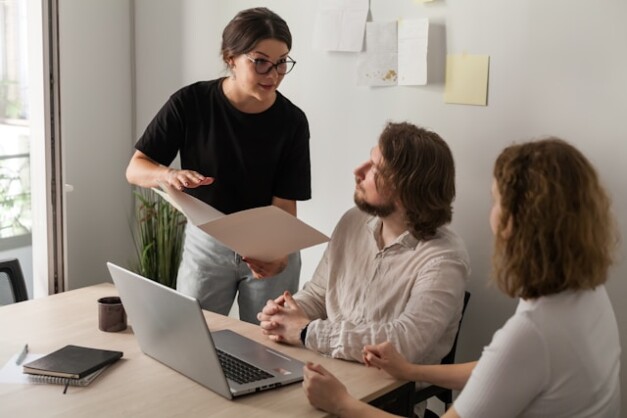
[366,216,419,250]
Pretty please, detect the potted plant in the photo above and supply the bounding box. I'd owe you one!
[131,187,186,289]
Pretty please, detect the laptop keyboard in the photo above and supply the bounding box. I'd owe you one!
[216,349,273,385]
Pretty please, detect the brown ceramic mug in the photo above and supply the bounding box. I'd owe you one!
[98,296,127,332]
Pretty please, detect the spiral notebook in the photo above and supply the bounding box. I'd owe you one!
[22,345,123,379]
[0,352,107,387]
[27,365,108,387]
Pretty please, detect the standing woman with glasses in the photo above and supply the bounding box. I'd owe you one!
[126,7,310,324]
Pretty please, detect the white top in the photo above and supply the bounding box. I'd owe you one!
[295,207,470,364]
[455,285,621,418]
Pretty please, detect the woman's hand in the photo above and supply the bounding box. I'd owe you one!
[242,256,289,279]
[164,168,214,191]
[304,362,400,418]
[303,362,353,415]
[127,151,214,190]
[362,341,412,381]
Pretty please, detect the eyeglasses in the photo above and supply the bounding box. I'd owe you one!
[244,54,296,75]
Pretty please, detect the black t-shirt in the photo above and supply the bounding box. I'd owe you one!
[135,78,312,214]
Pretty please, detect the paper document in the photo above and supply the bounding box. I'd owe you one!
[0,353,43,384]
[153,183,330,262]
[312,0,369,52]
[357,19,429,87]
[444,54,490,106]
[397,18,429,86]
[357,21,398,86]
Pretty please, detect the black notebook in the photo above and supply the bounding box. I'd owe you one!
[22,345,123,379]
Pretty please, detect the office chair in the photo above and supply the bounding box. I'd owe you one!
[0,258,28,305]
[415,291,471,417]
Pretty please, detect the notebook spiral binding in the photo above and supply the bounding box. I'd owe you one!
[27,365,108,387]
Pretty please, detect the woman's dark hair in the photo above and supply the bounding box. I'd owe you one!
[221,7,292,63]
[377,122,456,240]
[492,138,618,299]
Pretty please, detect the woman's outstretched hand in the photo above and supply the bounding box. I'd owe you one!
[165,168,214,191]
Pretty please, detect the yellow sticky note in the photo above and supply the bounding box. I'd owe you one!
[444,54,490,106]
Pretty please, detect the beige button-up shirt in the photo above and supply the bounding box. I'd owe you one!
[295,206,470,364]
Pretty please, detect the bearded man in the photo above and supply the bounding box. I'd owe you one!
[258,122,470,370]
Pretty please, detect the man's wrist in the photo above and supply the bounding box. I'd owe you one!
[299,321,311,346]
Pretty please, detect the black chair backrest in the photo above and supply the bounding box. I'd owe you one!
[440,291,471,366]
[436,290,471,404]
[0,258,28,305]
[413,290,472,410]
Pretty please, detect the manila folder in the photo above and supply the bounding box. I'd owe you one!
[153,183,329,261]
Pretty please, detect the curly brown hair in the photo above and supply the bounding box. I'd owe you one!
[377,122,455,240]
[492,138,618,299]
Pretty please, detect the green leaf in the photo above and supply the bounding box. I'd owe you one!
[129,187,186,288]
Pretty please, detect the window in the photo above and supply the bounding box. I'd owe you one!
[0,0,31,250]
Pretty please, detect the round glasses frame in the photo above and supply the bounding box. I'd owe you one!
[244,54,297,75]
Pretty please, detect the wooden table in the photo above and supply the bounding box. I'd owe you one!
[0,283,412,417]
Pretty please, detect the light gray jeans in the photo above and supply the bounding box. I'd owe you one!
[176,223,301,324]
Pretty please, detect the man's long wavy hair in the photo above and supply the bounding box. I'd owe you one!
[377,122,455,240]
[492,138,618,299]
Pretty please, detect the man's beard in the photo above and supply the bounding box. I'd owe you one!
[354,191,396,217]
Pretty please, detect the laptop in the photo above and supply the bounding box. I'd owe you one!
[106,262,304,399]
